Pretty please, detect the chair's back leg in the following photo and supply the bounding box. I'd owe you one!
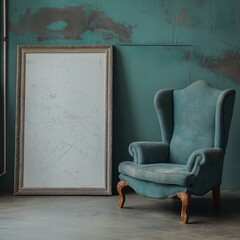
[177,192,191,224]
[117,180,128,208]
[212,185,221,209]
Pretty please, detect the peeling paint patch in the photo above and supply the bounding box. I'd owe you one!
[10,5,135,43]
[194,50,240,82]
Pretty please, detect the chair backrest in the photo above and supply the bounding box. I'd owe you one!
[154,81,235,165]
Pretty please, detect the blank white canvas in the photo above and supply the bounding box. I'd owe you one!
[23,53,107,188]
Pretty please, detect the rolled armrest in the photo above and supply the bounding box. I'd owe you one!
[185,148,224,173]
[129,141,169,164]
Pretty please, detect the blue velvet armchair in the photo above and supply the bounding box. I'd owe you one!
[117,81,235,223]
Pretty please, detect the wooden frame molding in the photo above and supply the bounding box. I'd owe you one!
[117,180,128,208]
[177,192,191,224]
[14,45,113,195]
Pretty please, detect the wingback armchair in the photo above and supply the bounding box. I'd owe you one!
[117,80,235,223]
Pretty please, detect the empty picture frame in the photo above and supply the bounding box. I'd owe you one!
[14,45,113,195]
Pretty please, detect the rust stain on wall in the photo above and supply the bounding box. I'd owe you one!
[194,50,240,82]
[175,10,190,26]
[10,6,134,43]
[166,9,199,27]
[196,0,206,7]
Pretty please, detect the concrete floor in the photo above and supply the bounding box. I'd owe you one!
[0,191,240,240]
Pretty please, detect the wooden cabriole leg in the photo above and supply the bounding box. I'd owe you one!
[212,185,221,209]
[177,192,191,224]
[117,180,128,208]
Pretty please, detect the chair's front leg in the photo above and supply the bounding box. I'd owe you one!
[177,192,191,224]
[117,180,128,208]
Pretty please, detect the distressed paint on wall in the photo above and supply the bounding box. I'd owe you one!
[1,0,240,190]
[209,0,240,45]
[166,8,201,28]
[195,50,240,83]
[183,49,240,82]
[10,5,135,43]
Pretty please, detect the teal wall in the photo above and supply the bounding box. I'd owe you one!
[1,0,240,191]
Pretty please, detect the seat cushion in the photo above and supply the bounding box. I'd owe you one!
[119,161,195,186]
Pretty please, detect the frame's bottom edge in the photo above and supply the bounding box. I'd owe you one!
[14,188,112,196]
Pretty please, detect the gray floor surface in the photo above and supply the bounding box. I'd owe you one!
[0,190,240,240]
